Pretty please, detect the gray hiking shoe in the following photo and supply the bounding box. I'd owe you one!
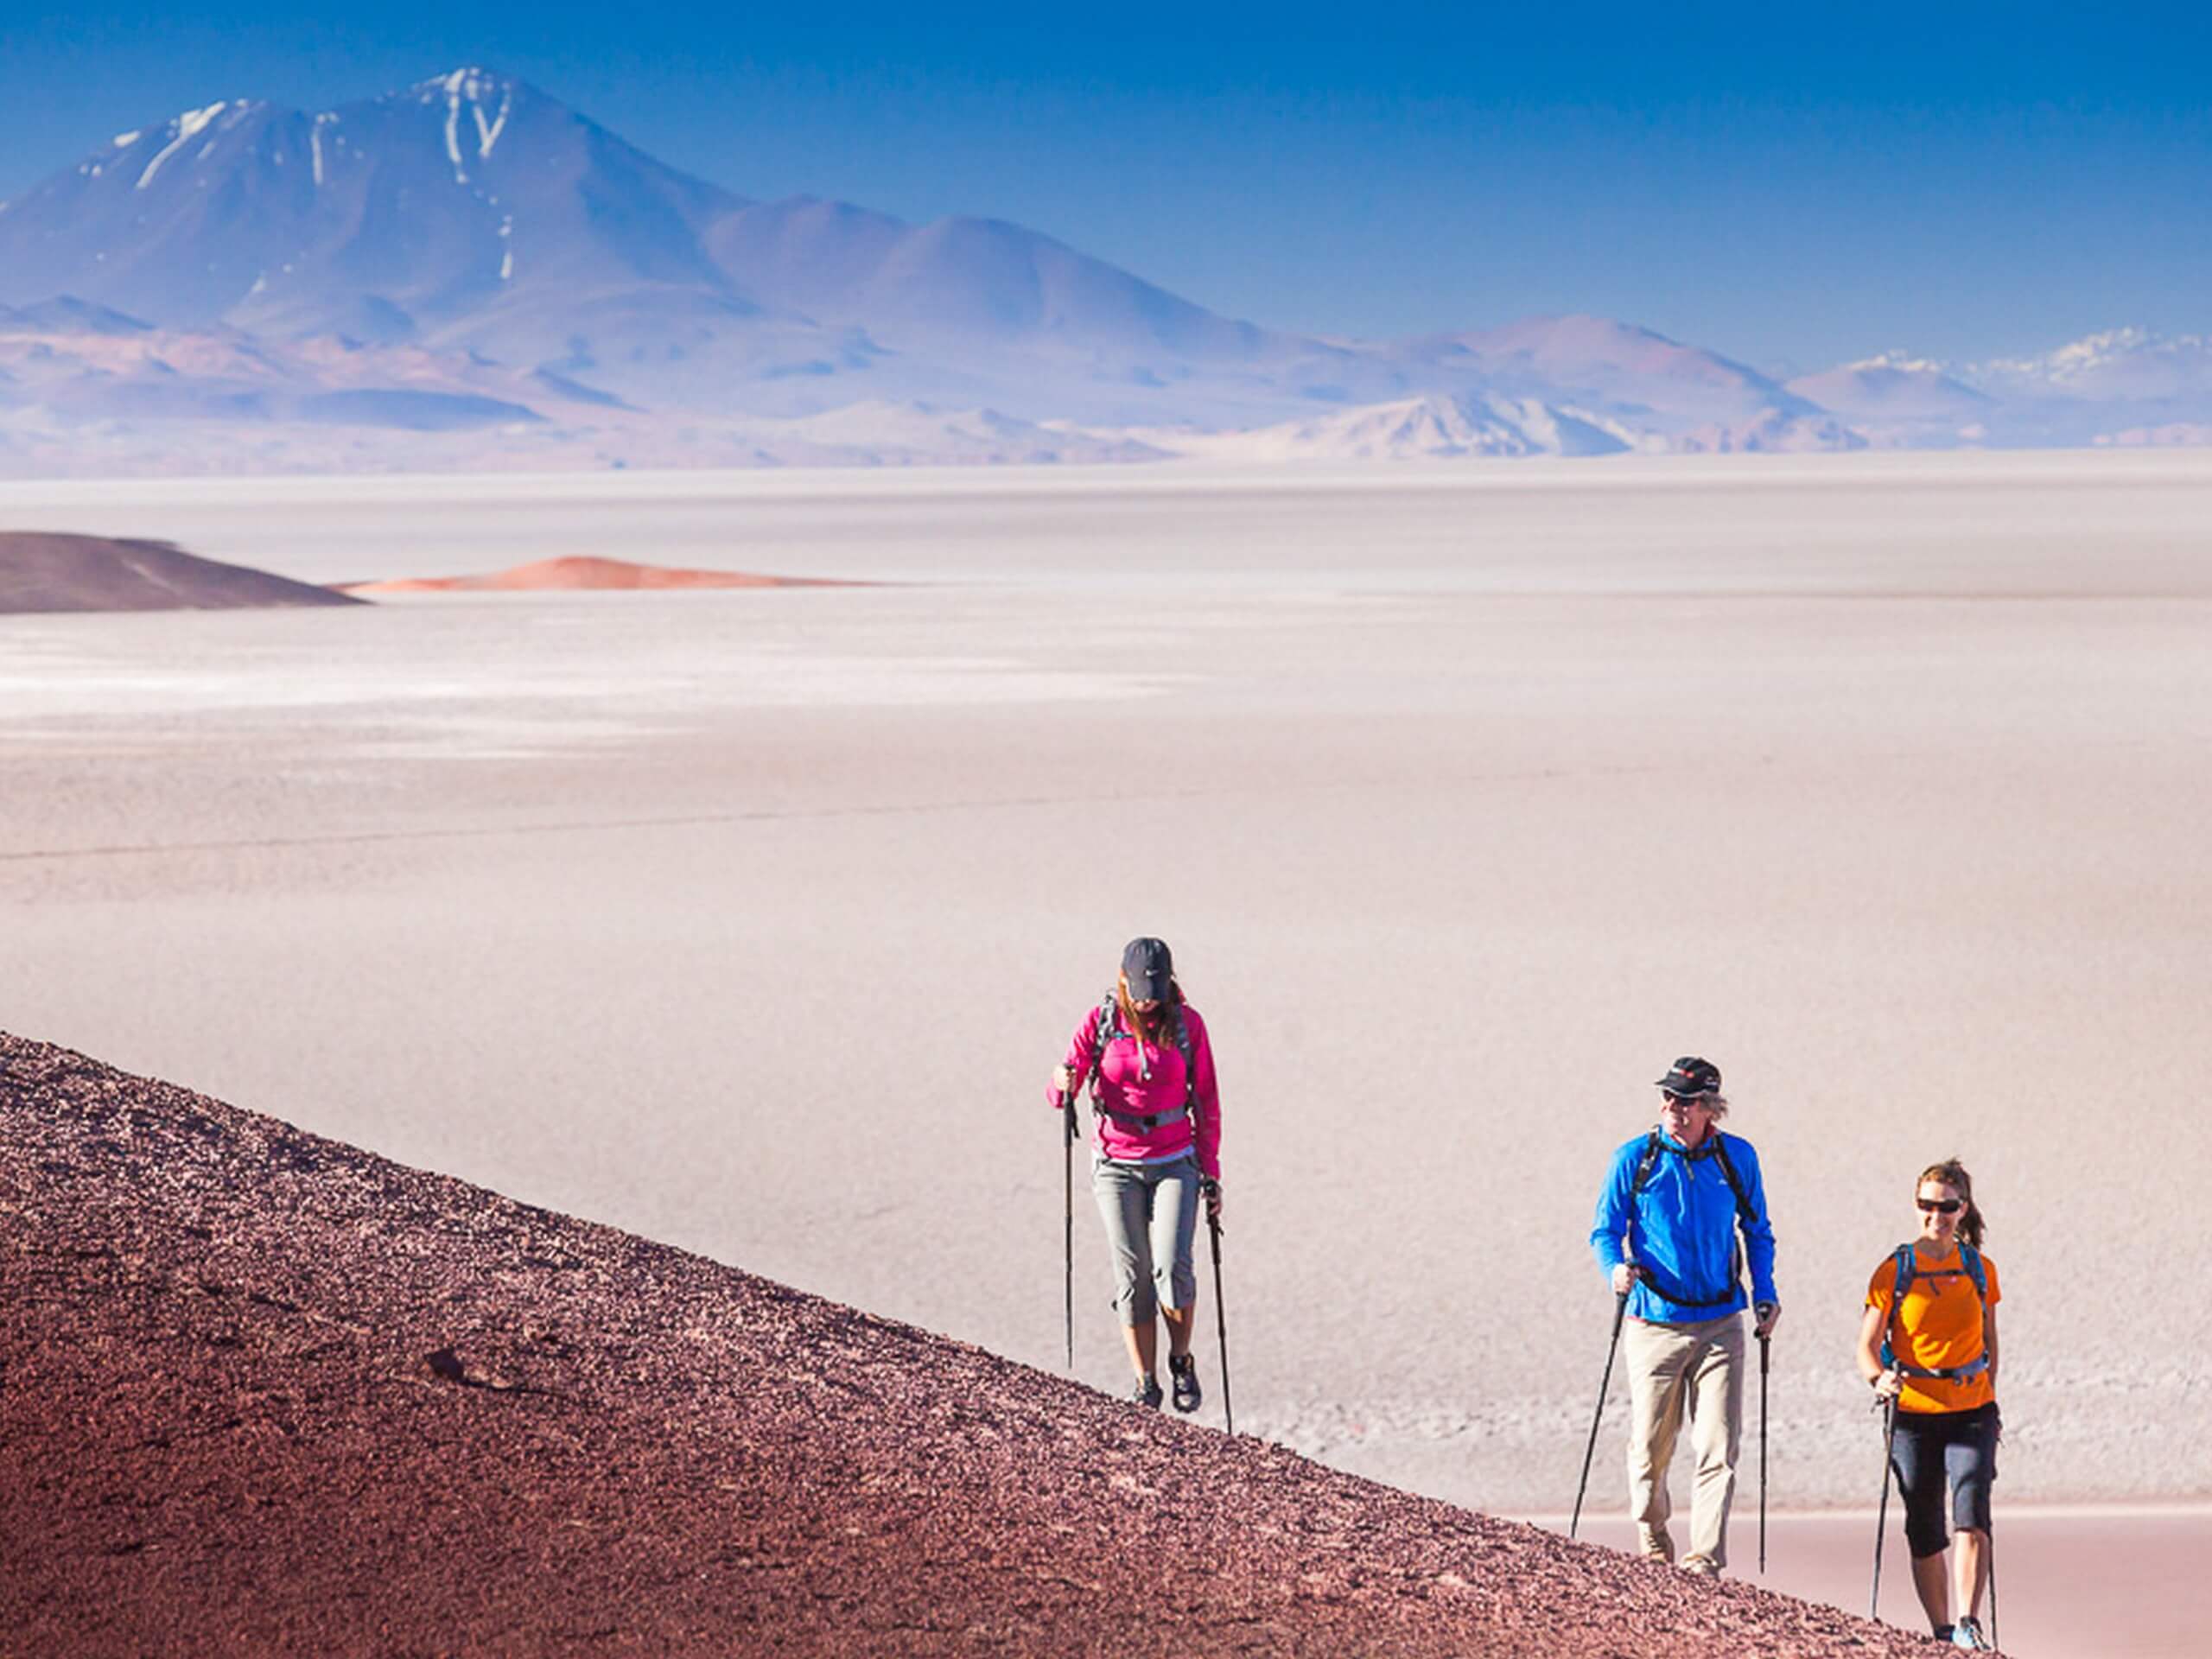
[1167,1352,1202,1413]
[1129,1372,1163,1409]
[1952,1616,1994,1650]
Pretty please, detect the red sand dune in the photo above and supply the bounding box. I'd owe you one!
[0,1031,1952,1656]
[339,556,856,594]
[0,531,366,613]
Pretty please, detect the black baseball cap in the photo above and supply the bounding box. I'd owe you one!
[1122,937,1174,1001]
[1655,1056,1723,1098]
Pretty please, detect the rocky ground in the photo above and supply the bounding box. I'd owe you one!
[0,1031,1957,1656]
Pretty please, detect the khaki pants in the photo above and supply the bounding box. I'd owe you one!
[1623,1313,1745,1572]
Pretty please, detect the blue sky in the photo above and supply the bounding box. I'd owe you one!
[4,3,2208,371]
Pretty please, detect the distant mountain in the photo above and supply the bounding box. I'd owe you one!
[1782,356,1993,449]
[0,69,1314,426]
[1780,330,2212,448]
[1787,356,1992,419]
[0,73,744,339]
[340,556,854,594]
[0,531,367,612]
[702,197,1294,366]
[1977,328,2212,402]
[1135,391,1637,461]
[1389,315,1836,440]
[1,67,2204,473]
[0,308,565,429]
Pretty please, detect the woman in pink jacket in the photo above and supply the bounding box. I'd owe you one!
[1051,937,1224,1411]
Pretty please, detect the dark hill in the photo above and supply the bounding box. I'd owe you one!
[0,532,365,613]
[0,1031,1942,1656]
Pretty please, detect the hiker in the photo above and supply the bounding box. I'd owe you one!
[1857,1160,2002,1650]
[1589,1057,1780,1575]
[1049,937,1223,1411]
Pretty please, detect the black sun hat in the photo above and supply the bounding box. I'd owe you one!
[1121,937,1175,1001]
[1655,1056,1723,1099]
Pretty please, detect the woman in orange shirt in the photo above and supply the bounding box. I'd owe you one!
[1855,1159,2001,1651]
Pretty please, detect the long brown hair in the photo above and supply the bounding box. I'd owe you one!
[1116,972,1185,1051]
[1918,1159,1986,1250]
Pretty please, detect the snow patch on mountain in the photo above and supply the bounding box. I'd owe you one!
[1991,327,2158,382]
[136,102,234,191]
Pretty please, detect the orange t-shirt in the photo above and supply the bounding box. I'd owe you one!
[1866,1245,2000,1414]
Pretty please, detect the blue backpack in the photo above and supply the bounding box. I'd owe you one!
[1878,1242,1991,1382]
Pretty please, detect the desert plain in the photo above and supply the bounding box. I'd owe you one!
[3,450,2210,1656]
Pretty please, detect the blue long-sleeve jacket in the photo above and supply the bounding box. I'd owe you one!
[1590,1129,1778,1323]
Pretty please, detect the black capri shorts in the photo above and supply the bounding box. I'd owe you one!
[1889,1401,1999,1559]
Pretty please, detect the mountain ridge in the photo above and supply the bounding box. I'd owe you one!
[2,67,2206,470]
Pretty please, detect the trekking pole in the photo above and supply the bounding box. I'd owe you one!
[1570,1290,1630,1541]
[1060,1090,1076,1372]
[1987,1528,1999,1649]
[1870,1396,1898,1620]
[1205,1188,1234,1434]
[1758,1331,1770,1574]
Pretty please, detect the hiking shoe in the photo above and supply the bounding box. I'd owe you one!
[1681,1557,1719,1579]
[1951,1616,1994,1650]
[1635,1525,1675,1565]
[1129,1372,1163,1409]
[1167,1352,1202,1414]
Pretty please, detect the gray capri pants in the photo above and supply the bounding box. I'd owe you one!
[1091,1154,1200,1325]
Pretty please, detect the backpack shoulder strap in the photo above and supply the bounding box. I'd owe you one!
[1959,1242,1988,1300]
[1709,1133,1757,1228]
[1084,993,1122,1092]
[1173,1004,1198,1104]
[1630,1130,1665,1196]
[1878,1243,1916,1370]
[1891,1243,1916,1302]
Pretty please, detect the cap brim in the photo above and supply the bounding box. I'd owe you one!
[1126,976,1171,1002]
[1655,1078,1718,1096]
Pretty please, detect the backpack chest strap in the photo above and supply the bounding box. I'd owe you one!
[1094,1102,1191,1133]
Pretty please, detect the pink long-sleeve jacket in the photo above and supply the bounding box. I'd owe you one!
[1052,1001,1222,1181]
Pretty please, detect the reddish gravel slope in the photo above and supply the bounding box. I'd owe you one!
[0,1033,1946,1657]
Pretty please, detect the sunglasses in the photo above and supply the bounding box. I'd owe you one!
[1916,1198,1963,1215]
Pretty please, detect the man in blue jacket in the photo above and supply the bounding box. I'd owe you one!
[1589,1056,1780,1576]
